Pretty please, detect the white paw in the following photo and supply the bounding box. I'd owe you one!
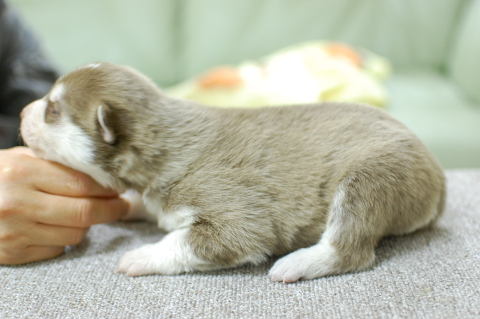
[268,242,338,283]
[268,249,314,283]
[117,244,161,277]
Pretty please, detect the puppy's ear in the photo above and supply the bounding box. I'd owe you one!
[97,105,115,144]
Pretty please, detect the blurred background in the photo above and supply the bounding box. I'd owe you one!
[7,0,480,169]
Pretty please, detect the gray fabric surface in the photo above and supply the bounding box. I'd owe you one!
[1,169,479,318]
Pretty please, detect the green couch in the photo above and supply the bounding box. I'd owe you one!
[10,0,480,168]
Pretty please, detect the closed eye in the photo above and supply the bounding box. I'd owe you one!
[47,101,59,115]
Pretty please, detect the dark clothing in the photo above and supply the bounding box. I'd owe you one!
[0,0,58,148]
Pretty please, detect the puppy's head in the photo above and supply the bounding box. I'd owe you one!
[20,62,163,190]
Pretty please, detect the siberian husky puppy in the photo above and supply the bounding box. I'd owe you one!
[21,62,445,282]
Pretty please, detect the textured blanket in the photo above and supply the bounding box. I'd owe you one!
[1,169,479,318]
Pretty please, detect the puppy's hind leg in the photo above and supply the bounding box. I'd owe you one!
[269,177,381,283]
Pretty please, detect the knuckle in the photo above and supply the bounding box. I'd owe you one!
[76,200,95,226]
[67,171,90,196]
[0,228,16,243]
[0,228,25,250]
[0,197,15,219]
[70,228,87,246]
[0,160,28,183]
[0,251,21,265]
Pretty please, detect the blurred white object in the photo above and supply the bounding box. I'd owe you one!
[166,41,391,108]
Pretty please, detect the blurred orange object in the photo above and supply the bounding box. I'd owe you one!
[198,66,244,89]
[324,43,362,67]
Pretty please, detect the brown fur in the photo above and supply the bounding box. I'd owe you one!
[22,62,446,279]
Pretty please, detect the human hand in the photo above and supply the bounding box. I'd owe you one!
[0,147,128,265]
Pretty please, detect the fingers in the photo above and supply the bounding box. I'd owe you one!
[29,223,89,247]
[0,246,65,265]
[1,149,117,198]
[5,146,36,157]
[31,160,118,198]
[32,194,129,228]
[0,147,127,266]
[0,195,125,264]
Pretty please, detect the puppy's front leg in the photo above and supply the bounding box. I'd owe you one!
[117,228,212,276]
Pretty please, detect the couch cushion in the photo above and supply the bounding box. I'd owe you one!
[386,69,480,168]
[9,0,179,86]
[449,0,480,104]
[12,0,467,84]
[179,0,466,78]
